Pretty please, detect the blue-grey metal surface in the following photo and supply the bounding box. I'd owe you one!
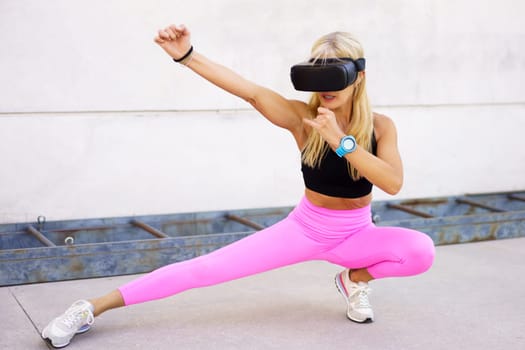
[1,191,524,286]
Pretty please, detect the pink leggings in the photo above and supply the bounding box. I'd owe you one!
[119,196,435,305]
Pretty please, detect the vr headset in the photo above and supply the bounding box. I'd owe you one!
[290,57,366,92]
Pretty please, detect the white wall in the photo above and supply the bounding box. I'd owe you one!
[1,0,524,223]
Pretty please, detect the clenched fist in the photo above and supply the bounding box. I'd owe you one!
[154,24,192,60]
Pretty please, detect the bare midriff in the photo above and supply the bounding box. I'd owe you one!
[305,188,372,210]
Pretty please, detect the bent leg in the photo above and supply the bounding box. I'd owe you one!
[118,216,323,305]
[322,224,435,279]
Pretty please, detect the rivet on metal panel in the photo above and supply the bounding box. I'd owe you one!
[64,236,75,246]
[37,215,46,230]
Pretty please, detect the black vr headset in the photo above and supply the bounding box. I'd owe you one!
[290,57,366,92]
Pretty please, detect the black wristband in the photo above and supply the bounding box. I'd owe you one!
[172,46,194,63]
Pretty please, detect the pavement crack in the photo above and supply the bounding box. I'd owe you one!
[8,287,46,340]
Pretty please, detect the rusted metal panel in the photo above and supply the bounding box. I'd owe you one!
[1,191,524,286]
[0,231,252,286]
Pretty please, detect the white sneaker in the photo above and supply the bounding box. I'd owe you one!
[42,300,95,348]
[335,269,374,323]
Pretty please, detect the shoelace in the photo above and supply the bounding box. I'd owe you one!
[61,303,95,329]
[350,284,372,308]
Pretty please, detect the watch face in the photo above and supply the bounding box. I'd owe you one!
[343,138,356,150]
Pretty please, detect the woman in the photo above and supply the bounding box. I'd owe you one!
[42,24,435,348]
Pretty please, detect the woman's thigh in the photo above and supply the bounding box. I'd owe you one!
[319,224,435,279]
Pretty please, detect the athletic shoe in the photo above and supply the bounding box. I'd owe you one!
[41,300,95,348]
[334,269,374,323]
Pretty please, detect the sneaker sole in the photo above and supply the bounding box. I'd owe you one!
[43,336,68,349]
[41,326,90,348]
[334,273,373,324]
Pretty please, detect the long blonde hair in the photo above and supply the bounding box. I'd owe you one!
[301,32,373,180]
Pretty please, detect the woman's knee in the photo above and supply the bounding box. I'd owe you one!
[409,233,435,274]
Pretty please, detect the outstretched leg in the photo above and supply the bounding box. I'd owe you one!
[115,213,327,306]
[42,211,325,348]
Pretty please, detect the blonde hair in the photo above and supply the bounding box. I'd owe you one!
[301,32,373,180]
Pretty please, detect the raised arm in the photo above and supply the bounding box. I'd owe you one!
[154,24,306,135]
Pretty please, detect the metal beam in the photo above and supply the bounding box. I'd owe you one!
[224,214,265,230]
[130,220,169,239]
[26,226,56,247]
[456,198,506,212]
[508,194,525,202]
[386,203,434,218]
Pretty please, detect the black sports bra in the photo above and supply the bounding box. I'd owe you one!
[301,133,377,198]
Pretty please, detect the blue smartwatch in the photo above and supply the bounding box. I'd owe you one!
[335,135,357,157]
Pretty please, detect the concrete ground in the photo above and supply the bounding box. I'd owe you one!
[1,237,524,350]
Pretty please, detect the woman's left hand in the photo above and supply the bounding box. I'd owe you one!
[302,107,346,149]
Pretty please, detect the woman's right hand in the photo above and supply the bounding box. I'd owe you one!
[154,24,192,60]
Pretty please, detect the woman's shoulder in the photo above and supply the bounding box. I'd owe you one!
[372,112,397,140]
